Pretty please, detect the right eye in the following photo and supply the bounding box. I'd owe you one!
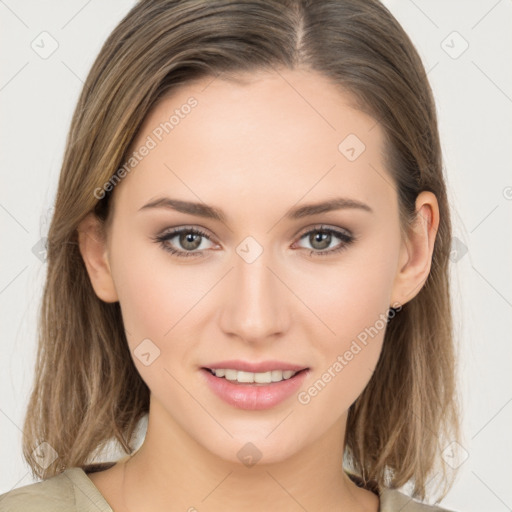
[153,226,217,258]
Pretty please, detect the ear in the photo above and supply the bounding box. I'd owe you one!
[77,212,118,303]
[390,191,439,307]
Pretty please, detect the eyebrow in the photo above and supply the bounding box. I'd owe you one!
[138,196,373,222]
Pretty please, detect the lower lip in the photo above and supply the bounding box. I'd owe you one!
[200,368,309,410]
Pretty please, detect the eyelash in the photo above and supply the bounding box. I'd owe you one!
[152,224,355,259]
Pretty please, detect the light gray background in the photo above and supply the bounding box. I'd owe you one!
[1,1,511,510]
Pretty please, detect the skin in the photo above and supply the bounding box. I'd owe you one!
[78,68,439,512]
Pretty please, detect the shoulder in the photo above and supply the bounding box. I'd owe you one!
[344,470,458,512]
[0,469,75,511]
[379,487,457,512]
[0,467,113,512]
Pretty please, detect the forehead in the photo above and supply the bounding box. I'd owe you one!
[112,68,395,219]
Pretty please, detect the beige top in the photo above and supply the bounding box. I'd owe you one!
[0,464,455,511]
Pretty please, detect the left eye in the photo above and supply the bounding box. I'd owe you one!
[153,224,355,258]
[154,227,215,257]
[293,225,355,256]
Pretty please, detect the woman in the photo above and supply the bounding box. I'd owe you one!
[0,0,462,510]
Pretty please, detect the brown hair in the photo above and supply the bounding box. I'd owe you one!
[22,0,461,503]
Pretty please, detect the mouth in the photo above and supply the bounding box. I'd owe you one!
[200,365,310,410]
[201,367,309,386]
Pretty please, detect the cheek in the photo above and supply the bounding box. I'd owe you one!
[109,250,202,404]
[297,286,389,418]
[291,234,398,347]
[111,215,204,324]
[108,231,204,359]
[295,238,398,409]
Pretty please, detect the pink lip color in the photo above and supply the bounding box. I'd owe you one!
[200,368,309,410]
[204,359,306,373]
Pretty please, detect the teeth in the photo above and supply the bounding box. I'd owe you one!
[211,368,299,383]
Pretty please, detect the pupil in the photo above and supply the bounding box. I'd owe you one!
[311,231,330,250]
[181,232,201,250]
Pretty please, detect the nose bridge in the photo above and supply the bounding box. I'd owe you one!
[219,241,289,342]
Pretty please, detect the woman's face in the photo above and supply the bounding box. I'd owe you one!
[90,68,414,465]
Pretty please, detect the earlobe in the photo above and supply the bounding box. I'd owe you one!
[390,191,439,307]
[77,212,119,303]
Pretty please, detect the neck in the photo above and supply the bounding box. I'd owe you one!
[119,397,379,511]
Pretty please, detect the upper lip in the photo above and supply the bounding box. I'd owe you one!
[203,360,308,373]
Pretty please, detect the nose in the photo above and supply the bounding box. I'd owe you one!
[218,246,290,344]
